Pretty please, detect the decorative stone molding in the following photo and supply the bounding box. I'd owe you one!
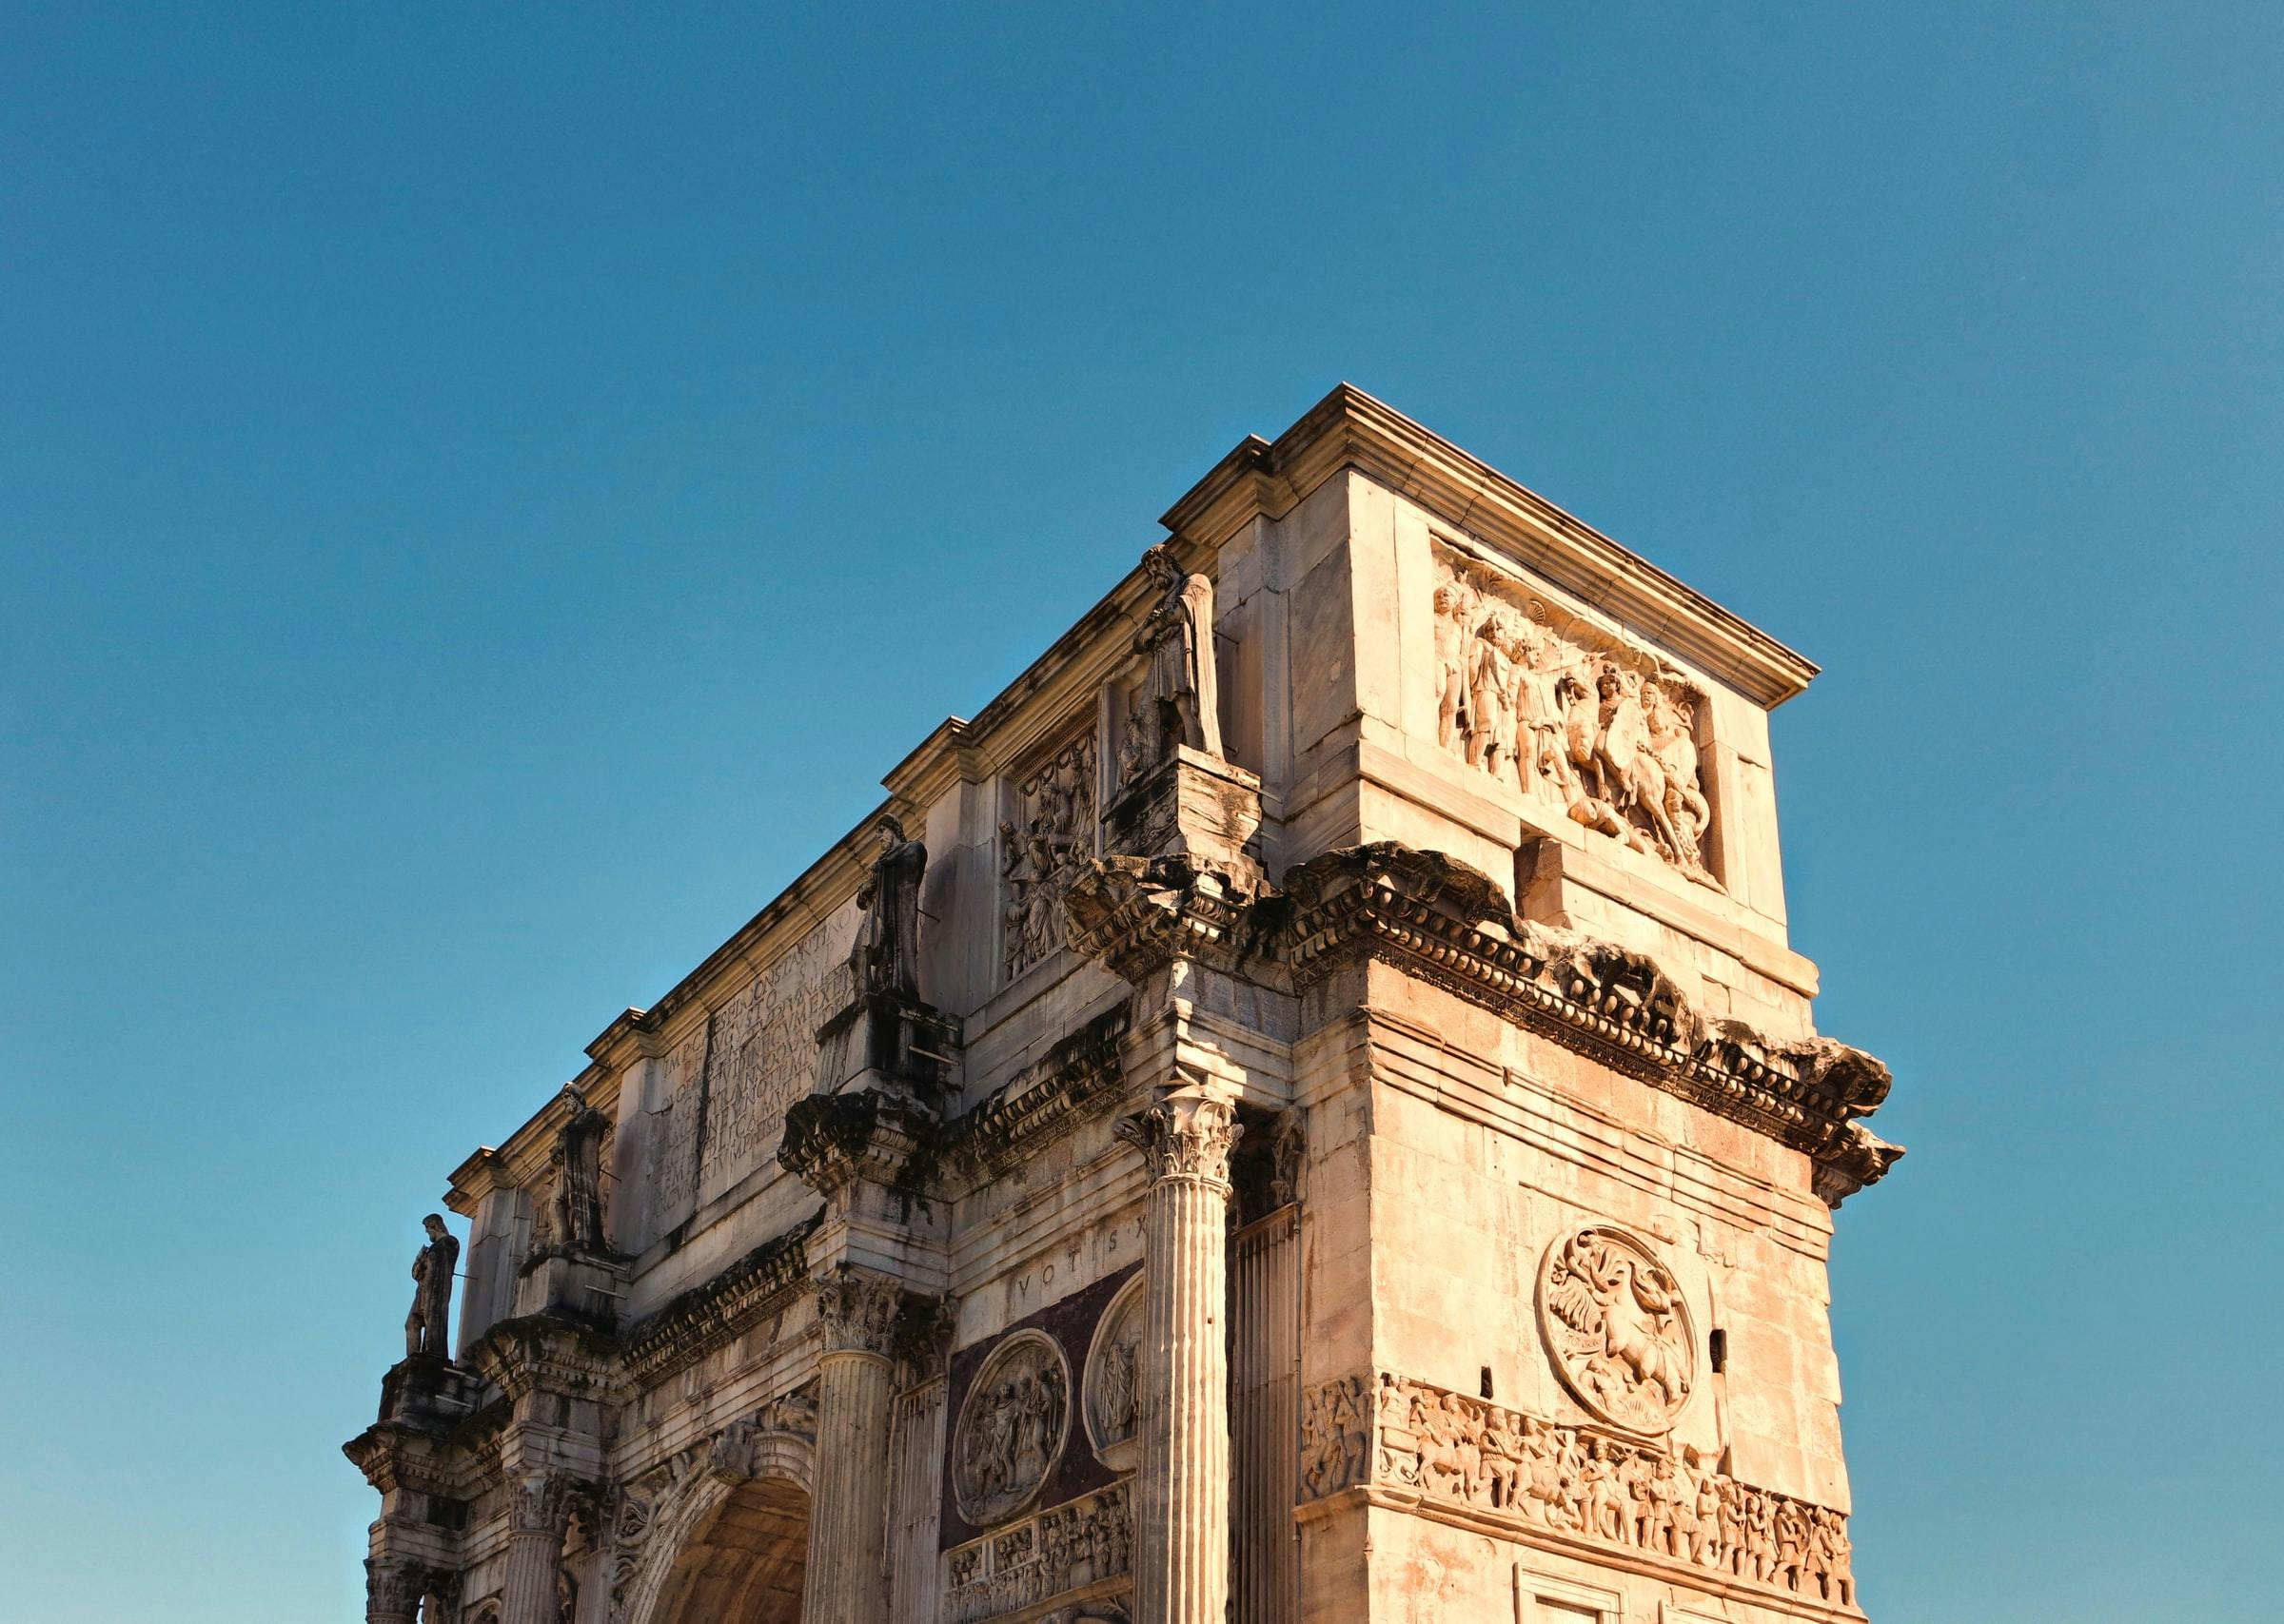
[1061,853,1261,986]
[468,1315,621,1408]
[942,1480,1132,1624]
[1300,1372,1857,1613]
[1280,842,1900,1203]
[944,1002,1129,1184]
[1537,1225,1696,1436]
[814,1267,903,1360]
[778,1088,937,1200]
[1114,1087,1240,1189]
[951,1328,1073,1527]
[617,1216,817,1388]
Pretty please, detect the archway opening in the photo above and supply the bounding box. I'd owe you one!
[652,1477,810,1624]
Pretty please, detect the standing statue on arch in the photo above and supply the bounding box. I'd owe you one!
[404,1213,458,1360]
[1133,542,1223,764]
[851,814,926,1004]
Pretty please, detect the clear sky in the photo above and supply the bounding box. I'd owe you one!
[4,6,2278,1621]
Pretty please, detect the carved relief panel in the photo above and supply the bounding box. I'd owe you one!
[1000,729,1098,982]
[1432,542,1723,890]
[951,1329,1073,1527]
[1536,1224,1697,1436]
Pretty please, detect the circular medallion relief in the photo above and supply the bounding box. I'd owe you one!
[1535,1223,1697,1435]
[1082,1274,1145,1471]
[951,1328,1072,1526]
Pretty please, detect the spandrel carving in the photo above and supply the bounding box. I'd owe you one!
[1002,731,1097,982]
[1538,1224,1697,1435]
[952,1330,1072,1526]
[1433,547,1723,890]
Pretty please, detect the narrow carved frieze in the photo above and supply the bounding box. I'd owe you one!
[1301,1372,1857,1612]
[942,1479,1132,1624]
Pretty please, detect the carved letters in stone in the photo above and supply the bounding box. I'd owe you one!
[1537,1224,1697,1435]
[942,1480,1132,1624]
[1082,1275,1144,1469]
[1001,730,1098,982]
[658,924,850,1216]
[1299,1372,1854,1610]
[952,1329,1072,1526]
[1433,546,1722,890]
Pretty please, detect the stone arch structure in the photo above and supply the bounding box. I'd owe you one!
[616,1430,814,1624]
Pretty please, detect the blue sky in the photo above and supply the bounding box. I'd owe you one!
[4,6,2278,1620]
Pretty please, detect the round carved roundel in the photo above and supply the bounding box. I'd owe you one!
[951,1329,1072,1526]
[1082,1274,1145,1472]
[1535,1223,1697,1435]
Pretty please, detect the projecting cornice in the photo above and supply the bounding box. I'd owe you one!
[1160,383,1821,708]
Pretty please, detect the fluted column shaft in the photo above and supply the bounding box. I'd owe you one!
[501,1472,573,1624]
[801,1271,903,1624]
[1119,1086,1240,1624]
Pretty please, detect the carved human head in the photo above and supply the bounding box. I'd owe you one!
[1140,542,1179,586]
[876,815,906,850]
[423,1213,447,1239]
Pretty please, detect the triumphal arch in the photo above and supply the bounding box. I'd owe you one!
[346,386,1901,1624]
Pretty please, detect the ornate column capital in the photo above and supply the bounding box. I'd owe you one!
[505,1468,579,1538]
[363,1557,425,1623]
[813,1267,902,1360]
[1115,1086,1241,1189]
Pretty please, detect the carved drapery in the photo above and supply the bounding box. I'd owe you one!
[1116,1087,1239,1624]
[1301,1372,1856,1611]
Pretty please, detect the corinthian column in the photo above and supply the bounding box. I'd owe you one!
[500,1470,573,1624]
[801,1269,903,1624]
[1116,1086,1240,1624]
[363,1557,422,1624]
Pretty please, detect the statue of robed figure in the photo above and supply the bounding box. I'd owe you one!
[404,1213,458,1360]
[1135,542,1223,763]
[851,815,926,1004]
[549,1086,611,1255]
